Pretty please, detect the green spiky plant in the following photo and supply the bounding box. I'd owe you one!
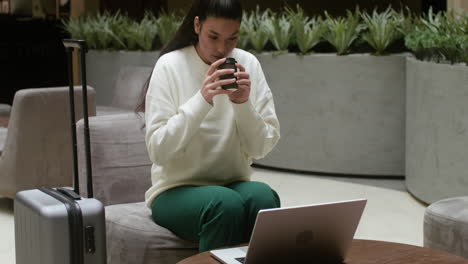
[62,16,84,40]
[113,18,139,50]
[237,14,250,50]
[63,11,160,51]
[62,11,182,51]
[392,6,421,52]
[63,11,127,50]
[243,6,271,53]
[286,5,325,55]
[265,13,293,53]
[360,7,402,55]
[405,9,468,64]
[323,8,363,55]
[156,11,182,47]
[61,5,467,64]
[405,29,441,62]
[406,30,467,64]
[114,12,158,51]
[138,13,160,51]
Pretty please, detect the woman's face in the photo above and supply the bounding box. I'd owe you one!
[194,16,240,65]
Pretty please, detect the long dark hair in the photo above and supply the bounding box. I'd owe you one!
[135,0,243,113]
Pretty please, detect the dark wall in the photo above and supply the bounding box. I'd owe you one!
[106,0,448,17]
[0,15,69,105]
[243,0,421,15]
[100,0,167,19]
[422,0,446,13]
[168,0,423,15]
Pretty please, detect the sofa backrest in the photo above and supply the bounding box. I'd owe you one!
[77,113,151,205]
[111,66,153,111]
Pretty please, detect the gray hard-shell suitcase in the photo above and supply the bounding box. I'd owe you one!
[14,39,106,264]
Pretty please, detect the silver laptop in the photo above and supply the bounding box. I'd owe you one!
[210,199,367,264]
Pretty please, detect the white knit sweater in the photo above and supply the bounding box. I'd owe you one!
[144,45,280,207]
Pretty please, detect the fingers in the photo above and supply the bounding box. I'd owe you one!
[234,63,250,88]
[206,58,227,76]
[205,68,236,84]
[236,78,250,87]
[234,71,249,80]
[206,86,233,99]
[236,63,246,72]
[227,63,250,104]
[234,63,249,81]
[210,88,232,97]
[205,78,237,90]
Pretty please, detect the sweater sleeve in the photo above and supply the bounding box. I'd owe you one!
[145,59,212,165]
[232,58,280,160]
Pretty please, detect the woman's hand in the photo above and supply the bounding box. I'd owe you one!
[229,63,250,104]
[201,58,237,105]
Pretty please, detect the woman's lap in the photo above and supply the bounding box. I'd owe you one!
[151,181,280,251]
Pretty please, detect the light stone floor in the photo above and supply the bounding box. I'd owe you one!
[0,167,426,264]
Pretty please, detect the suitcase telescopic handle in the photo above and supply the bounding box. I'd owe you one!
[63,39,88,52]
[63,39,93,199]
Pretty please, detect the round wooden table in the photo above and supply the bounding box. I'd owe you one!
[177,239,468,264]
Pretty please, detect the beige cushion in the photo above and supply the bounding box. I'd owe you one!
[106,202,198,264]
[111,66,152,110]
[424,196,468,258]
[77,113,151,206]
[94,66,152,115]
[96,106,132,116]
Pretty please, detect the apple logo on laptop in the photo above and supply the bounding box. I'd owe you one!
[296,230,314,247]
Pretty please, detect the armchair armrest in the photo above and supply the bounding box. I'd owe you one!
[77,113,151,206]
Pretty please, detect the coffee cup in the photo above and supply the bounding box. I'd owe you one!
[218,57,238,90]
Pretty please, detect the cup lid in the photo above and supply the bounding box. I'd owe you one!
[225,57,237,64]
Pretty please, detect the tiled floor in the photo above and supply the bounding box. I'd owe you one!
[0,167,426,264]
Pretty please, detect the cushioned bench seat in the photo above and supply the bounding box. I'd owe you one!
[106,202,198,264]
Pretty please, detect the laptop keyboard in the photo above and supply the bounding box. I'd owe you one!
[235,257,246,263]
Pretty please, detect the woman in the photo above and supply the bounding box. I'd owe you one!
[139,0,281,252]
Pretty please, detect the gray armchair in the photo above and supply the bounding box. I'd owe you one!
[0,87,96,198]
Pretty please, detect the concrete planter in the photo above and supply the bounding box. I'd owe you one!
[87,50,407,177]
[406,57,468,203]
[254,53,407,176]
[86,50,160,106]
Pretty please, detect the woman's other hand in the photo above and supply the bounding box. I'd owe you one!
[229,63,250,104]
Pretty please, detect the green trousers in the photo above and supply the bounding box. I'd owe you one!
[151,181,280,252]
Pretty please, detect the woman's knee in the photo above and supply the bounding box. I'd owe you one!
[151,185,247,242]
[253,182,280,208]
[230,181,281,208]
[204,186,246,220]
